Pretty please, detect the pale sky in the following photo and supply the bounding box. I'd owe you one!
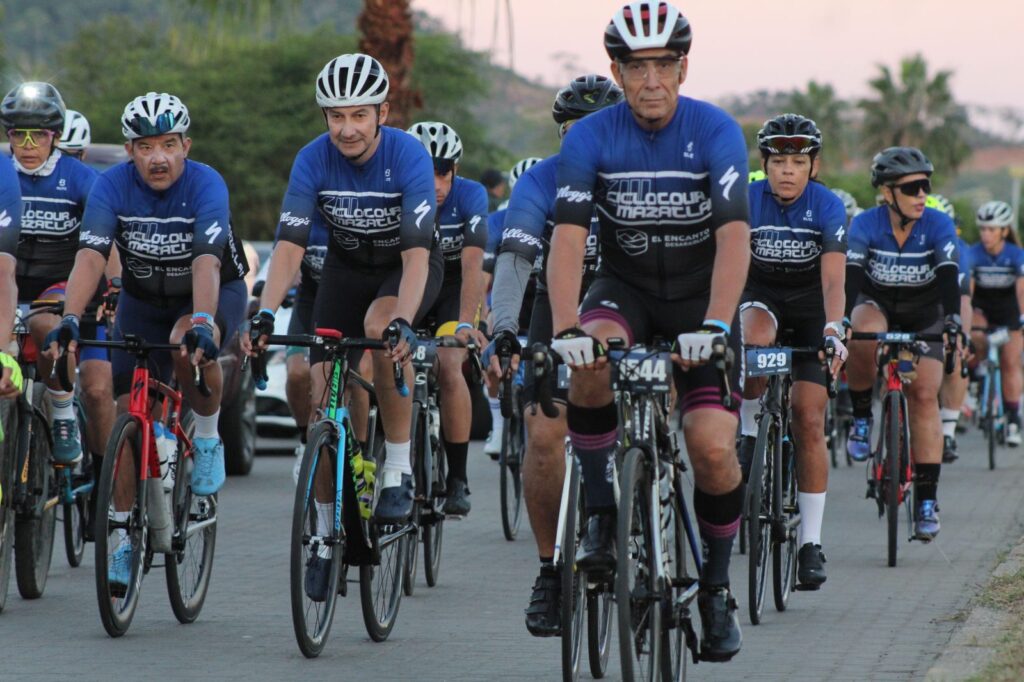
[414,0,1024,114]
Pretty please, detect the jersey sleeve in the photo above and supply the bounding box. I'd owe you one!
[845,213,870,269]
[79,171,119,258]
[397,141,437,251]
[929,214,959,270]
[460,181,489,250]
[704,115,750,229]
[190,166,233,261]
[553,123,599,229]
[1014,246,1024,278]
[275,146,321,248]
[501,170,550,262]
[820,188,848,254]
[0,159,21,257]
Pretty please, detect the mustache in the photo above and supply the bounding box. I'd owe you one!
[148,164,170,173]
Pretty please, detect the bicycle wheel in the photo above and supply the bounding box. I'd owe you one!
[167,414,217,624]
[987,372,998,470]
[94,413,146,637]
[826,398,839,469]
[290,421,342,658]
[403,405,422,597]
[500,388,525,541]
[14,406,57,599]
[885,392,902,567]
[616,447,662,682]
[747,417,771,625]
[772,438,797,611]
[659,468,693,682]
[0,401,16,613]
[63,492,87,568]
[587,587,614,679]
[423,433,446,588]
[561,459,586,682]
[359,524,407,641]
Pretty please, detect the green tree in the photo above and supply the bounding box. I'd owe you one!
[787,80,847,166]
[860,54,971,177]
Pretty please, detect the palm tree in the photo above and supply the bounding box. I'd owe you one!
[358,0,421,129]
[787,80,846,166]
[860,54,970,175]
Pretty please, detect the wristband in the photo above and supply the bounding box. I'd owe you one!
[824,321,845,337]
[259,308,276,319]
[455,322,474,334]
[702,318,730,335]
[191,312,214,326]
[62,313,80,325]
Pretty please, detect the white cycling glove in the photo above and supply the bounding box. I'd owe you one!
[551,329,599,365]
[675,325,727,363]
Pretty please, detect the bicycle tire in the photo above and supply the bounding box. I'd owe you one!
[587,587,614,679]
[886,392,901,567]
[747,416,771,625]
[63,495,86,568]
[660,468,691,682]
[500,388,525,541]
[14,406,57,600]
[403,404,422,597]
[561,458,585,682]
[826,398,839,469]
[94,413,146,637]
[772,436,797,611]
[167,413,216,624]
[987,372,998,470]
[423,430,445,588]
[290,421,343,658]
[359,524,407,641]
[0,401,16,613]
[616,447,662,682]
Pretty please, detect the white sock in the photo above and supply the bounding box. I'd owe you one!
[193,410,220,439]
[488,397,502,431]
[740,398,759,437]
[798,491,827,547]
[940,408,959,438]
[111,510,130,544]
[48,389,75,420]
[383,440,412,476]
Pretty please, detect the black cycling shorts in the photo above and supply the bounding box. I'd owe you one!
[578,274,741,415]
[421,280,462,331]
[524,289,564,405]
[973,293,1020,331]
[741,279,827,385]
[854,294,944,361]
[286,281,318,359]
[310,248,443,365]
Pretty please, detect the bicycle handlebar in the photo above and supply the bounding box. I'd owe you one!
[850,331,957,375]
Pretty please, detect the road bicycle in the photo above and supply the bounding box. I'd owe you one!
[494,333,527,541]
[974,326,1010,470]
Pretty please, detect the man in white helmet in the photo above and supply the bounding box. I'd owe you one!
[58,109,91,161]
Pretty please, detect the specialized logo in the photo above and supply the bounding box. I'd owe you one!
[205,221,223,244]
[836,224,845,242]
[0,210,12,229]
[557,185,591,204]
[600,300,619,310]
[943,241,955,260]
[718,165,739,201]
[413,200,431,229]
[468,215,482,234]
[616,228,649,256]
[279,211,310,228]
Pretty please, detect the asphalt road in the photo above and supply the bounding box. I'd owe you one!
[2,426,1022,681]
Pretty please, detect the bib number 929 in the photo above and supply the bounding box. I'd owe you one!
[744,348,792,377]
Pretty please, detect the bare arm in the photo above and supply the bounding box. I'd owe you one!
[820,251,847,325]
[258,241,305,314]
[547,224,588,335]
[458,246,485,324]
[704,221,750,326]
[192,254,221,319]
[0,255,15,343]
[1016,278,1024,325]
[105,243,122,280]
[63,249,107,319]
[395,247,430,323]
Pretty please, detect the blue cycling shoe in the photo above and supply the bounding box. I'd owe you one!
[192,437,225,496]
[847,417,873,462]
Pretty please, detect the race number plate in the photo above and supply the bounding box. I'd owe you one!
[744,348,793,377]
[611,350,673,394]
[411,340,438,371]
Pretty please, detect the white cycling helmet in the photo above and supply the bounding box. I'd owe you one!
[604,2,692,60]
[831,188,858,217]
[121,92,190,140]
[509,157,542,191]
[977,200,1014,227]
[316,53,389,108]
[407,121,463,162]
[58,109,91,151]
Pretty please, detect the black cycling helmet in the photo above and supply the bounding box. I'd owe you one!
[757,114,822,157]
[552,75,624,124]
[604,2,692,60]
[870,146,933,188]
[0,81,66,132]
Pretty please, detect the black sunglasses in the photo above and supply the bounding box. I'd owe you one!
[890,179,931,197]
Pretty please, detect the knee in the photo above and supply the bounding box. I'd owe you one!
[81,373,113,405]
[286,360,308,385]
[363,316,387,339]
[792,403,824,441]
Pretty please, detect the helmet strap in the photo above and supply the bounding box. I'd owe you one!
[886,194,915,230]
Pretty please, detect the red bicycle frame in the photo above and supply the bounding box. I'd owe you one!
[873,359,913,505]
[126,364,193,482]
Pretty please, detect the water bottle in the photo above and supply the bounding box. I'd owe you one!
[348,432,376,521]
[154,422,178,492]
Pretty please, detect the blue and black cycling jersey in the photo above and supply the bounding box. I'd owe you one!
[554,96,749,300]
[275,128,437,271]
[0,158,21,257]
[966,240,1024,304]
[500,154,598,293]
[275,218,327,292]
[14,152,97,284]
[81,159,248,302]
[958,237,971,297]
[747,179,846,288]
[436,175,488,282]
[846,205,960,317]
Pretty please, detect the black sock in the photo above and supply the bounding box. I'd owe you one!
[851,389,873,419]
[694,484,744,588]
[567,402,618,513]
[915,463,941,501]
[444,440,469,484]
[298,427,308,445]
[539,556,553,567]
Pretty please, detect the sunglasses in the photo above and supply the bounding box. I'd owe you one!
[7,128,53,149]
[618,57,682,81]
[130,112,178,137]
[761,135,817,155]
[890,179,931,197]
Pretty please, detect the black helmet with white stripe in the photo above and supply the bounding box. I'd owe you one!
[604,2,692,60]
[121,92,190,140]
[316,53,389,107]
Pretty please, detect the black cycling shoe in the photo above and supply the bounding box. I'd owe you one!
[575,511,616,575]
[524,564,561,637]
[737,435,756,483]
[304,553,331,602]
[697,585,742,662]
[374,473,414,524]
[941,435,959,463]
[796,543,827,589]
[443,478,471,516]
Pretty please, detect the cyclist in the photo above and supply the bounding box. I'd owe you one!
[548,2,749,659]
[844,147,961,541]
[929,194,972,462]
[481,156,541,460]
[966,200,1023,447]
[406,120,488,515]
[1,82,117,469]
[0,157,22,399]
[57,109,91,161]
[486,75,621,637]
[832,187,860,223]
[737,114,847,589]
[246,54,441,560]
